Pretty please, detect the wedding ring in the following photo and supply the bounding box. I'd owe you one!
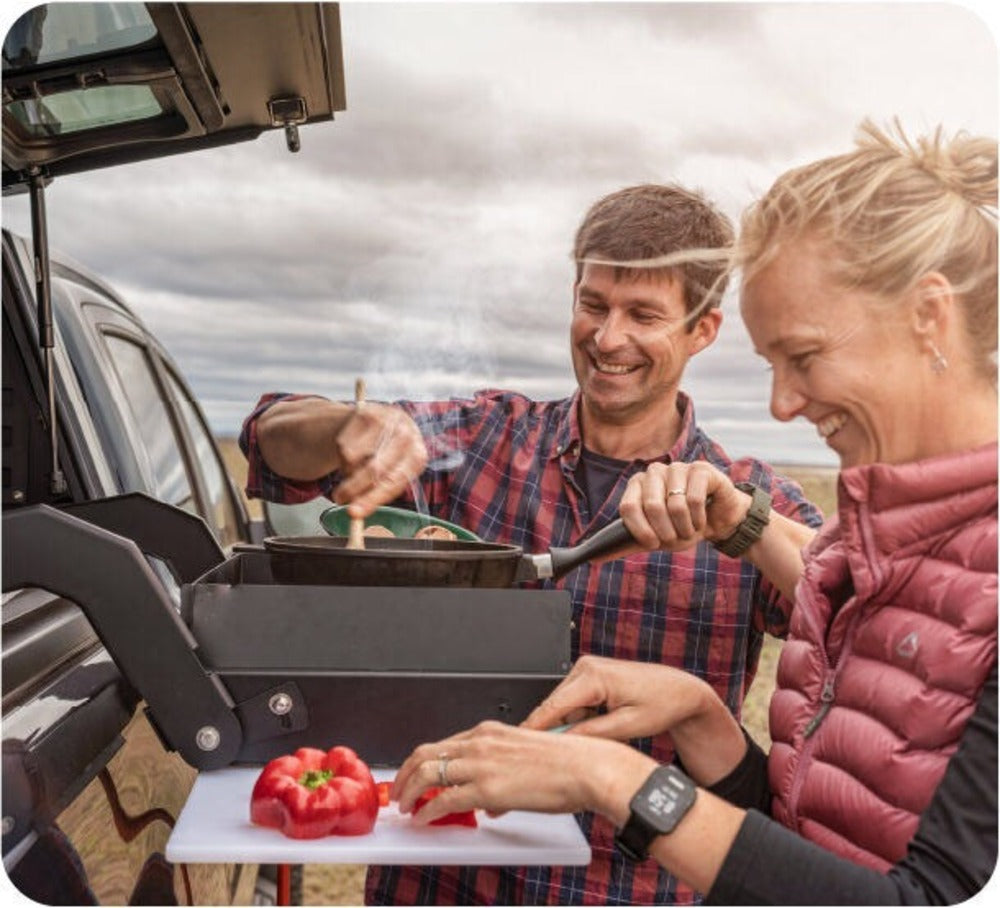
[437,754,451,787]
[667,488,687,497]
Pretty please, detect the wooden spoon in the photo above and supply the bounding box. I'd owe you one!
[346,378,366,550]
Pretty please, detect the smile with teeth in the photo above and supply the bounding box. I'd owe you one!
[593,357,640,375]
[816,412,848,438]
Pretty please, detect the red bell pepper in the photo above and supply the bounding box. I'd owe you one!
[413,786,478,827]
[250,746,379,839]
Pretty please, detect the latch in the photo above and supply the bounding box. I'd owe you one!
[268,96,308,153]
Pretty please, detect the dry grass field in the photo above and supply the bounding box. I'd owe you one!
[217,438,836,904]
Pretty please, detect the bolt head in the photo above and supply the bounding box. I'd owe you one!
[195,726,221,751]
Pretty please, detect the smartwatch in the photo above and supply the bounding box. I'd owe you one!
[614,764,698,862]
[713,482,771,558]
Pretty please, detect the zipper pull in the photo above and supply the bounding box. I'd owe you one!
[803,676,835,739]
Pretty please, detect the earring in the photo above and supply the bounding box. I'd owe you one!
[930,342,948,374]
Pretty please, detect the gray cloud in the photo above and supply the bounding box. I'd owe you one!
[3,1,996,468]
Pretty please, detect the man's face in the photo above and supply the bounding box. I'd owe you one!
[570,263,717,424]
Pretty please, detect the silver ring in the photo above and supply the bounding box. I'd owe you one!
[667,488,686,497]
[437,754,451,787]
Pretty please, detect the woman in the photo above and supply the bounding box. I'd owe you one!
[392,121,998,904]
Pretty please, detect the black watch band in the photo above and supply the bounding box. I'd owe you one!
[614,765,698,862]
[713,482,771,558]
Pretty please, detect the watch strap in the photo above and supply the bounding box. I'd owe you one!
[713,481,771,558]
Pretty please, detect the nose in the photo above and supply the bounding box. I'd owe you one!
[769,369,808,422]
[593,310,629,351]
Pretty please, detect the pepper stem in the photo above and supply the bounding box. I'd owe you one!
[299,769,334,790]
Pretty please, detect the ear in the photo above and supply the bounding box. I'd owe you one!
[687,308,723,356]
[910,272,955,354]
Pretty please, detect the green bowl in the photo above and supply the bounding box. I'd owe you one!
[320,504,481,542]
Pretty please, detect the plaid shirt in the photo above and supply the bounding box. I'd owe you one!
[240,389,822,906]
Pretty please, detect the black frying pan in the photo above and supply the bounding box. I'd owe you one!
[262,518,635,587]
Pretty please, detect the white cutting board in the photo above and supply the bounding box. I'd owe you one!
[166,767,591,866]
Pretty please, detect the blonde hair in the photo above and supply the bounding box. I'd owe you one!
[738,119,998,376]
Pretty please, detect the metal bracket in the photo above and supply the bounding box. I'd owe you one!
[267,96,307,153]
[60,492,224,584]
[234,681,310,746]
[2,504,242,769]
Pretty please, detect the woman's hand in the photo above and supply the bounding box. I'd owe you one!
[391,721,656,827]
[619,461,750,553]
[521,656,746,785]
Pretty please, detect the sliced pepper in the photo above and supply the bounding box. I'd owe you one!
[413,786,478,827]
[250,746,379,839]
[376,781,392,808]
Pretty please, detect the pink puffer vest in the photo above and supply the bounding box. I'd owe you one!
[768,443,998,871]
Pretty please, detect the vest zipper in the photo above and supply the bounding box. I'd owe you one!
[803,676,835,738]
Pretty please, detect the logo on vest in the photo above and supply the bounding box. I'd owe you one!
[896,631,919,660]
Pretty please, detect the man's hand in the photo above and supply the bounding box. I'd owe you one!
[332,401,428,516]
[619,461,750,552]
[256,397,428,516]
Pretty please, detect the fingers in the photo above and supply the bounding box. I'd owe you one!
[619,462,730,551]
[333,405,429,514]
[562,707,646,743]
[521,667,604,730]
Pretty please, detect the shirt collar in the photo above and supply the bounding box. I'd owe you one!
[551,389,699,467]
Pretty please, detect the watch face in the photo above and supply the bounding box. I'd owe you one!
[645,776,688,820]
[637,766,697,833]
[615,765,697,861]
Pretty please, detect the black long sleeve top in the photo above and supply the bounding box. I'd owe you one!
[702,666,997,905]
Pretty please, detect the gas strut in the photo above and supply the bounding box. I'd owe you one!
[28,166,67,497]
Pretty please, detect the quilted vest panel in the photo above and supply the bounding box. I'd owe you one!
[768,444,998,871]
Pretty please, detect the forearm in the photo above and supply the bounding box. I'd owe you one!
[741,510,815,600]
[587,751,745,896]
[256,397,354,480]
[666,680,749,786]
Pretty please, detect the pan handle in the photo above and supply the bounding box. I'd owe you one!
[547,518,636,581]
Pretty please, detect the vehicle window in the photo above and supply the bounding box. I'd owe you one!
[163,369,242,548]
[8,86,162,137]
[3,3,157,70]
[103,334,195,513]
[3,3,168,140]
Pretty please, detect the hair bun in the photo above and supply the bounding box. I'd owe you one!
[859,119,998,212]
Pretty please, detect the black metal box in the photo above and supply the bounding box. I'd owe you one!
[181,551,572,765]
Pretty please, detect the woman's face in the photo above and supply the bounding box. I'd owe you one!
[740,240,926,468]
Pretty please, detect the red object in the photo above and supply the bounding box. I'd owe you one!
[377,781,392,808]
[413,786,478,827]
[276,864,292,905]
[250,746,379,839]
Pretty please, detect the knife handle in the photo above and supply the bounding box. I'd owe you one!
[548,518,635,581]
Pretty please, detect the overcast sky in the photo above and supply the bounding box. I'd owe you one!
[3,1,997,466]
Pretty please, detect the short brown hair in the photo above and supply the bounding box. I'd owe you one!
[573,183,735,322]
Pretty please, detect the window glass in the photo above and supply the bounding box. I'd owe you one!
[104,335,194,513]
[3,3,157,71]
[164,370,242,548]
[7,85,162,137]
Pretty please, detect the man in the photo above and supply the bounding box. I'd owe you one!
[240,184,822,904]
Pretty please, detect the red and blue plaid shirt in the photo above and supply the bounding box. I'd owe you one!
[240,389,822,906]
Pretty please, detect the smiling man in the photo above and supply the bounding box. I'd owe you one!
[239,184,822,905]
